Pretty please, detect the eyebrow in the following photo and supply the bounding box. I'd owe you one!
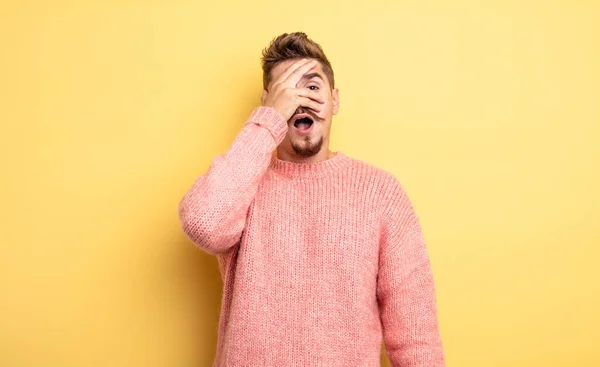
[303,72,324,82]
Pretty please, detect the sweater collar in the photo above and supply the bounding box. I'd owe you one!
[269,151,351,179]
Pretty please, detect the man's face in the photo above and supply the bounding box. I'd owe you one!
[267,59,340,158]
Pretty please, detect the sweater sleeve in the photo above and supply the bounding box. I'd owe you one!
[377,178,445,366]
[178,106,288,256]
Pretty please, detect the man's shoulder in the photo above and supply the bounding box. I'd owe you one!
[341,152,402,188]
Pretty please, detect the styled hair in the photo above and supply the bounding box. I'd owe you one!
[261,32,335,90]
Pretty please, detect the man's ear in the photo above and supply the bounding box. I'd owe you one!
[332,88,340,115]
[261,89,268,105]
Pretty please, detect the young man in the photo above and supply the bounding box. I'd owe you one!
[178,32,445,366]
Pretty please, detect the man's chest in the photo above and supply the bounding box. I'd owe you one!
[241,179,382,273]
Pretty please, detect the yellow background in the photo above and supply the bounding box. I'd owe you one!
[1,0,599,366]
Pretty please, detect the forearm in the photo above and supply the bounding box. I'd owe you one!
[178,106,287,255]
[379,253,445,366]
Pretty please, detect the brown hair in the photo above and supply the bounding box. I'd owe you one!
[261,32,335,90]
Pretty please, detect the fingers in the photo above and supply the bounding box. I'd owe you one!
[276,58,314,85]
[298,96,322,113]
[283,59,318,87]
[296,88,325,104]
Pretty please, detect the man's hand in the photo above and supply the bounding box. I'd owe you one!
[261,59,325,121]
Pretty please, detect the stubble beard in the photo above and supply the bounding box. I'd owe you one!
[291,134,324,157]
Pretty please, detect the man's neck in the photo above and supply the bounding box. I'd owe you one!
[275,147,335,163]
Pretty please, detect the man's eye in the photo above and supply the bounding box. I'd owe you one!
[308,85,319,91]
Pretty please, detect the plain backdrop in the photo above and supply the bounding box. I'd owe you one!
[1,0,599,366]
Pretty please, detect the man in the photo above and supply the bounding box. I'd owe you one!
[178,32,445,366]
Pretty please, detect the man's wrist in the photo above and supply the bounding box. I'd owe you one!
[246,106,288,142]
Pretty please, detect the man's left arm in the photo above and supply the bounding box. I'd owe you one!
[377,178,445,366]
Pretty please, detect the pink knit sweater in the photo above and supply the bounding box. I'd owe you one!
[178,107,445,366]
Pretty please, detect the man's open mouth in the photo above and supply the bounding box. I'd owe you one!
[293,116,314,131]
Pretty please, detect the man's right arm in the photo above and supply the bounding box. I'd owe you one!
[178,58,323,255]
[178,106,287,255]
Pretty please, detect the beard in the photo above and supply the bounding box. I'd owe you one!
[291,134,323,157]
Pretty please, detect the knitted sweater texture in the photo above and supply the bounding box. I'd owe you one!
[178,106,445,366]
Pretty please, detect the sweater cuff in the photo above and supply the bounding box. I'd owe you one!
[246,106,288,144]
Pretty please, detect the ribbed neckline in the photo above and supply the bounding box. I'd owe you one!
[269,151,352,179]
